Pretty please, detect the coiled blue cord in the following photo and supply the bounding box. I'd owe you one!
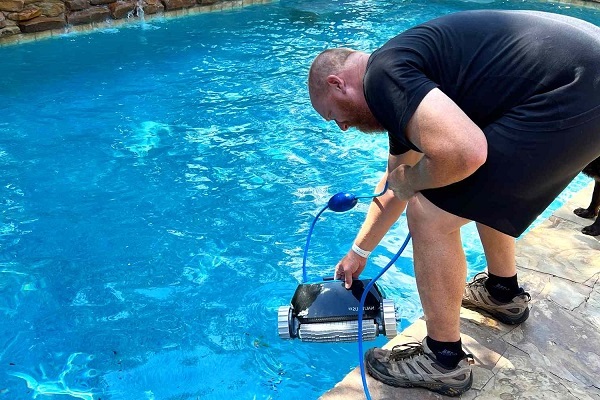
[299,183,412,400]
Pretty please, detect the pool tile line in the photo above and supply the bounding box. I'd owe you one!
[3,0,599,47]
[321,182,600,399]
[0,0,276,47]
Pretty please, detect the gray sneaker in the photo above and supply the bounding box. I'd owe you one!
[462,272,531,325]
[365,339,473,397]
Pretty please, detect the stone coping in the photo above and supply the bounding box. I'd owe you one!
[0,0,274,46]
[321,182,600,399]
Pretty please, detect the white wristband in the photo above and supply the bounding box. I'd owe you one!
[351,243,371,258]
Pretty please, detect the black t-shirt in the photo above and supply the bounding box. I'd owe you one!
[364,10,600,155]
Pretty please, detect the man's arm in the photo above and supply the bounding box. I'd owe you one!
[388,88,488,201]
[334,150,422,288]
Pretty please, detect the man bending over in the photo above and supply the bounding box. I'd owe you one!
[308,10,600,396]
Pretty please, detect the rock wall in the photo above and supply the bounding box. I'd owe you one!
[0,0,272,45]
[0,0,599,46]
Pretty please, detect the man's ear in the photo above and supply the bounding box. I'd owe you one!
[326,75,346,93]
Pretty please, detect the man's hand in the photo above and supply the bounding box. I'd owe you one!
[388,164,417,202]
[334,250,368,289]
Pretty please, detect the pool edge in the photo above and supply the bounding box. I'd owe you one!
[0,0,278,47]
[320,181,600,399]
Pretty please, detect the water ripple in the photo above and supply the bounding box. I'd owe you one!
[0,0,598,399]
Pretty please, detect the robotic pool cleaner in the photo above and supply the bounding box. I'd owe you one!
[277,185,399,343]
[277,277,397,342]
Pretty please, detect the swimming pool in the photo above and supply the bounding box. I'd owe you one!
[0,0,597,398]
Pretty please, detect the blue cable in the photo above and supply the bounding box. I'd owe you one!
[301,204,330,283]
[301,183,389,283]
[356,183,388,200]
[299,182,409,400]
[357,232,411,400]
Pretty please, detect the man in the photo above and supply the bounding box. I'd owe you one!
[308,10,600,397]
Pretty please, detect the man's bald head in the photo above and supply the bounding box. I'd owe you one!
[308,48,356,99]
[307,48,384,133]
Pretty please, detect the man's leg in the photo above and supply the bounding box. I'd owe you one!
[461,223,531,324]
[476,223,516,277]
[364,193,474,397]
[407,193,470,343]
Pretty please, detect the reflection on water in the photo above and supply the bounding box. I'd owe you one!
[0,0,597,398]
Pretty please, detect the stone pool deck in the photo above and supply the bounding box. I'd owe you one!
[321,182,600,400]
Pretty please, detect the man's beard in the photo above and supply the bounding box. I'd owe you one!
[340,100,385,134]
[354,112,385,134]
[357,121,385,134]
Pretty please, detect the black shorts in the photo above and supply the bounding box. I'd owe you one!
[420,106,600,237]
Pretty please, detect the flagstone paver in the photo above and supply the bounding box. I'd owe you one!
[322,183,600,400]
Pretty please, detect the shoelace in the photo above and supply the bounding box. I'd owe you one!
[467,272,489,287]
[388,342,424,361]
[518,290,532,301]
[389,342,476,369]
[464,353,475,366]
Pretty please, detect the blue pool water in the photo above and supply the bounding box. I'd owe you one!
[0,0,597,398]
